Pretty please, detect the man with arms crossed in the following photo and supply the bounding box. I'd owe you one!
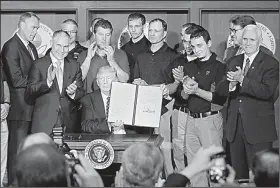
[1,12,39,185]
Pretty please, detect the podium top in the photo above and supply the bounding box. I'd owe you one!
[63,134,163,150]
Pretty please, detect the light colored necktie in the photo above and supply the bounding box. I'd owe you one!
[56,61,63,93]
[243,58,250,76]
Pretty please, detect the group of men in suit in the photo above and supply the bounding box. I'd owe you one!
[1,11,279,187]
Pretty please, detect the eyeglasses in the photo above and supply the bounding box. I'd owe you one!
[63,30,77,35]
[229,28,242,34]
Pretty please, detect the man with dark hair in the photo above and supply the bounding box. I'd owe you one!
[80,17,104,48]
[1,12,39,185]
[223,15,273,62]
[25,30,85,134]
[84,19,129,93]
[121,13,151,82]
[165,23,200,172]
[133,18,179,175]
[251,148,279,187]
[178,27,227,186]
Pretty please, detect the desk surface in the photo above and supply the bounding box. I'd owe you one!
[64,133,163,150]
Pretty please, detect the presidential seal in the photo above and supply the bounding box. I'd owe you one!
[13,23,53,58]
[84,139,114,169]
[226,22,276,54]
[117,22,149,49]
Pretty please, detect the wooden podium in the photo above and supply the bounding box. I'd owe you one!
[63,134,163,163]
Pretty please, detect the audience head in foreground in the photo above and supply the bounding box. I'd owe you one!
[17,132,55,154]
[251,148,279,187]
[116,143,164,187]
[14,144,69,187]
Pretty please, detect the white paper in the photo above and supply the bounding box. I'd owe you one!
[134,85,162,128]
[108,82,136,125]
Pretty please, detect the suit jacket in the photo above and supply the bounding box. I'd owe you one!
[216,50,279,144]
[80,90,151,134]
[25,53,85,134]
[1,34,38,121]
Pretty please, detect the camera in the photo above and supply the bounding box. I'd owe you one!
[57,143,80,187]
[208,151,229,183]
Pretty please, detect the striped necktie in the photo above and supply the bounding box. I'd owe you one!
[27,42,35,60]
[243,58,250,76]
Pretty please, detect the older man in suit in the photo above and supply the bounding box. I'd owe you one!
[80,66,130,134]
[216,24,279,179]
[25,30,84,135]
[1,12,39,185]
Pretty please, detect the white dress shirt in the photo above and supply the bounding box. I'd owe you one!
[229,49,259,91]
[101,91,126,134]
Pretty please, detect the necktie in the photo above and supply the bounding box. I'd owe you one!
[105,96,110,119]
[243,58,250,76]
[105,96,114,133]
[56,61,63,93]
[27,42,35,60]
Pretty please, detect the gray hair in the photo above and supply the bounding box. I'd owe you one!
[18,12,40,28]
[121,143,164,187]
[96,66,117,79]
[242,24,262,41]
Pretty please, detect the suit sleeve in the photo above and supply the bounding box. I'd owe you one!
[80,95,109,134]
[2,44,28,88]
[73,67,85,101]
[25,62,50,105]
[240,58,279,100]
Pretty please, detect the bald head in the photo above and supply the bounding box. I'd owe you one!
[19,132,55,153]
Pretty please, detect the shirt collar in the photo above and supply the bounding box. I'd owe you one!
[148,42,168,53]
[16,33,29,48]
[131,33,144,43]
[50,52,64,69]
[244,49,260,66]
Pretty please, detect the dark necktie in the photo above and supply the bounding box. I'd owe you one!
[105,96,110,119]
[243,58,250,76]
[27,42,35,60]
[105,96,114,133]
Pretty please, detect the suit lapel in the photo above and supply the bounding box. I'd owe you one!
[45,54,61,95]
[246,51,263,77]
[93,90,110,132]
[62,58,72,95]
[14,34,34,62]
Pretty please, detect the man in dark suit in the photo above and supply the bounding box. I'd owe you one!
[25,30,84,135]
[80,65,129,134]
[223,15,274,63]
[1,12,39,185]
[217,24,279,179]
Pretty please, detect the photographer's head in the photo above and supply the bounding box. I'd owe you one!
[120,143,164,187]
[17,132,56,154]
[14,144,69,187]
[251,148,279,187]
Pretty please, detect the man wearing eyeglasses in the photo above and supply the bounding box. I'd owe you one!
[223,15,273,63]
